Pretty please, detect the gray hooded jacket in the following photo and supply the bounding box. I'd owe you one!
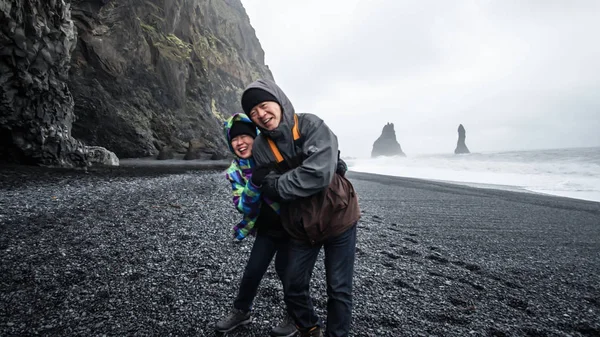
[244,79,339,201]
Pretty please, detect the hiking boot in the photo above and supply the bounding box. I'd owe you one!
[299,326,322,337]
[215,308,252,333]
[270,313,297,337]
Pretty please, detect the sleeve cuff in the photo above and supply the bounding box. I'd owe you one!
[249,180,261,191]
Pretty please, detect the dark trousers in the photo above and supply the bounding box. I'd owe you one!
[233,232,289,312]
[284,224,357,337]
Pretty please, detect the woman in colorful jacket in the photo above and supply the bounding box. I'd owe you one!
[215,113,296,337]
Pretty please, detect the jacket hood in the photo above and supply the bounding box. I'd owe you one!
[223,113,259,156]
[242,79,296,140]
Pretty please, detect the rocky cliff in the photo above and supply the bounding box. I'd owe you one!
[0,0,115,166]
[0,0,272,166]
[454,124,470,154]
[371,122,405,158]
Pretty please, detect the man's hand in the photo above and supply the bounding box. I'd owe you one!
[261,172,282,201]
[336,158,348,177]
[251,166,271,186]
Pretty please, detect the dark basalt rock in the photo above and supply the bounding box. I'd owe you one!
[454,124,470,154]
[156,147,175,160]
[210,151,228,160]
[371,122,405,157]
[0,0,271,166]
[183,139,206,160]
[86,146,120,166]
[0,0,116,167]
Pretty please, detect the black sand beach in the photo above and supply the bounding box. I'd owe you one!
[1,165,599,336]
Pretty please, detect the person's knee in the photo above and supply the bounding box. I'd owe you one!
[326,286,352,302]
[284,275,302,291]
[275,268,286,282]
[327,280,352,293]
[274,259,287,277]
[284,271,309,294]
[242,264,267,281]
[327,274,353,294]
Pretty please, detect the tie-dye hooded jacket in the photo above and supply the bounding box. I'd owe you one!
[224,113,280,240]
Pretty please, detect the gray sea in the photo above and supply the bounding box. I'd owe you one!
[348,147,600,202]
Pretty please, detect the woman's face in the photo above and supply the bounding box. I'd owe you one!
[231,134,254,159]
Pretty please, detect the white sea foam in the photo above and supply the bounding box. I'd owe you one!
[347,147,600,203]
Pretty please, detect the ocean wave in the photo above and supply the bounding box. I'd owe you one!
[348,147,600,202]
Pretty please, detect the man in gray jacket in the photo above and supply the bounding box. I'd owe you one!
[240,79,360,337]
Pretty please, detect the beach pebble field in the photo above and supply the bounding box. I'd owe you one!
[1,166,599,336]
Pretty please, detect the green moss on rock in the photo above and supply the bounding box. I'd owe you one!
[139,18,191,61]
[155,34,192,61]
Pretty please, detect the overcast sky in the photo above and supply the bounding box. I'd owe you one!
[241,0,600,156]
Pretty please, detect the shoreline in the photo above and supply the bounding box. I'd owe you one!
[350,169,600,204]
[119,156,231,169]
[2,161,598,205]
[1,162,598,207]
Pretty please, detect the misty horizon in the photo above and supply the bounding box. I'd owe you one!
[242,0,600,158]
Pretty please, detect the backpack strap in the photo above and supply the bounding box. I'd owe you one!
[267,114,301,164]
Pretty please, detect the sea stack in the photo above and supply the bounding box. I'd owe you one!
[371,123,405,157]
[454,124,470,154]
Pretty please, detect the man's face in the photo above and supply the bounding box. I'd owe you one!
[249,101,282,131]
[230,135,254,159]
